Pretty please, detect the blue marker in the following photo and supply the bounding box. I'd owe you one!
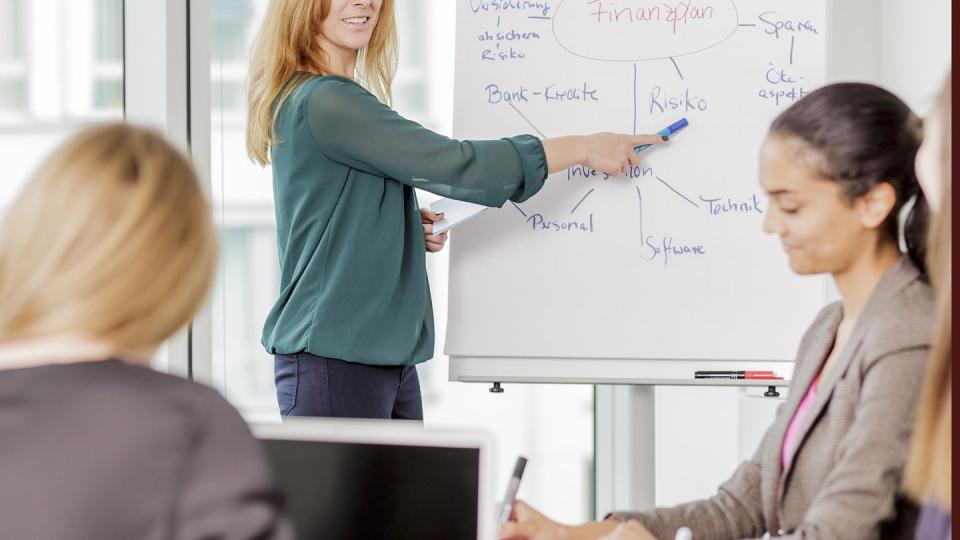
[634,117,689,152]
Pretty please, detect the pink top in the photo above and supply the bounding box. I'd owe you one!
[781,377,819,470]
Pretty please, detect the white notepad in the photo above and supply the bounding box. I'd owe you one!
[429,198,487,234]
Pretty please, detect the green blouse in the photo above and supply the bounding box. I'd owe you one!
[261,75,548,366]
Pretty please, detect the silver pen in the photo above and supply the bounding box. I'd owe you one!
[498,456,528,523]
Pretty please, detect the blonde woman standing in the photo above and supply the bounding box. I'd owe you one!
[0,124,289,539]
[905,73,952,540]
[247,0,666,419]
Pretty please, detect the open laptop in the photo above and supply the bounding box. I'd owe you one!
[252,419,496,540]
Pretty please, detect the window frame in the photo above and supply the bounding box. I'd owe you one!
[124,0,211,379]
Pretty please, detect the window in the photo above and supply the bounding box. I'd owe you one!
[209,0,277,416]
[212,0,254,118]
[93,0,123,113]
[0,0,26,113]
[0,0,124,209]
[207,1,594,522]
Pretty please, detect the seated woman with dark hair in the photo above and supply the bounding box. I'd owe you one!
[502,83,935,540]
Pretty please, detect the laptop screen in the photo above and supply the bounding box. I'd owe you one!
[262,438,481,539]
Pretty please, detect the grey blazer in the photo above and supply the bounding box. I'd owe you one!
[611,258,934,539]
[0,359,292,540]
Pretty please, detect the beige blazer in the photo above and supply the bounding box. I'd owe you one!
[611,258,934,539]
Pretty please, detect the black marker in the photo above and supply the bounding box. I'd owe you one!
[498,456,528,523]
[695,370,782,380]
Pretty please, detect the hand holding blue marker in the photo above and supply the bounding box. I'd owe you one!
[635,118,689,152]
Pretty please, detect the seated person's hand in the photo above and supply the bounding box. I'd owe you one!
[420,208,448,252]
[500,501,621,540]
[499,501,573,540]
[596,521,655,540]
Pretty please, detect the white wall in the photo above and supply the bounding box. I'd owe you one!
[651,0,951,508]
[880,0,952,115]
[655,386,750,506]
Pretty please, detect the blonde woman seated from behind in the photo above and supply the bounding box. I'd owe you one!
[0,124,290,540]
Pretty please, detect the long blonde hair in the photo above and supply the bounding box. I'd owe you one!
[904,73,952,508]
[0,123,217,357]
[246,0,398,166]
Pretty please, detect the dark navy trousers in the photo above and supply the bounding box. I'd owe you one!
[274,352,423,420]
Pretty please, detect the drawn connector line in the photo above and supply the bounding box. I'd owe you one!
[738,23,757,26]
[656,175,699,208]
[632,63,638,135]
[789,35,795,65]
[528,16,551,20]
[668,56,684,80]
[510,201,528,217]
[571,188,595,214]
[636,186,644,240]
[507,102,547,139]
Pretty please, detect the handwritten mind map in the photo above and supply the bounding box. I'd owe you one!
[448,0,828,361]
[460,0,824,268]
